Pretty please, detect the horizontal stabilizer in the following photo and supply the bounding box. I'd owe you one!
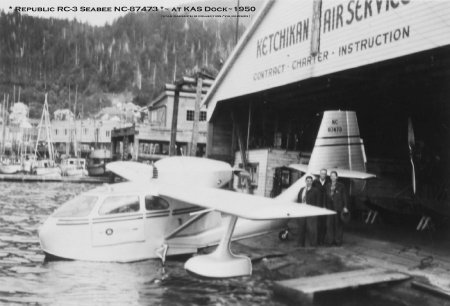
[287,164,309,174]
[289,164,376,180]
[324,168,376,179]
[158,184,335,220]
[106,161,154,182]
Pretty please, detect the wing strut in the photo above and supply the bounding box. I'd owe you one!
[165,211,210,240]
[184,215,252,278]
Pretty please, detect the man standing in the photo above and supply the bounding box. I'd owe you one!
[297,176,320,247]
[312,169,330,245]
[325,171,349,246]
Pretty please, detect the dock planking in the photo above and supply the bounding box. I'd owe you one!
[273,268,410,304]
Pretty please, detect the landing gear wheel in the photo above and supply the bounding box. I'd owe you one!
[278,229,289,241]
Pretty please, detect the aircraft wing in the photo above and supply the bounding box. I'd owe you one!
[106,161,154,181]
[289,164,376,179]
[157,184,335,220]
[324,168,376,179]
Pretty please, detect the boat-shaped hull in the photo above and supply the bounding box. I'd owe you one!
[87,149,111,176]
[65,168,88,177]
[39,210,284,262]
[0,164,22,174]
[35,167,62,177]
[87,164,107,176]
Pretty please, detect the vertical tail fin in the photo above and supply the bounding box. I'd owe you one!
[282,111,373,201]
[308,110,367,173]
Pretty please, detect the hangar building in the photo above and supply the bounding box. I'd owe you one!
[203,0,450,205]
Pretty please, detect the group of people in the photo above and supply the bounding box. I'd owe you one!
[296,169,349,247]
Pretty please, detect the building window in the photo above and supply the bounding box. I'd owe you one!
[55,129,58,135]
[106,131,110,137]
[64,129,67,135]
[187,110,207,121]
[150,108,166,125]
[84,128,88,135]
[237,163,259,188]
[186,110,194,121]
[151,111,157,122]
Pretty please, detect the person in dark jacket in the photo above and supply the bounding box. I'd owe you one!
[324,171,349,246]
[312,169,330,245]
[297,176,320,247]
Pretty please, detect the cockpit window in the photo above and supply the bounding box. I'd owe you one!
[98,195,140,215]
[53,195,98,218]
[145,196,169,211]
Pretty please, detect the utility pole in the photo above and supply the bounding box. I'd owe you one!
[235,0,240,45]
[190,74,203,156]
[169,83,181,156]
[1,94,5,155]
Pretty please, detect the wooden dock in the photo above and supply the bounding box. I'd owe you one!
[0,173,109,184]
[273,268,410,305]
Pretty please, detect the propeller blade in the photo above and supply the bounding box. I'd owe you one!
[408,117,415,150]
[408,117,417,194]
[410,158,416,194]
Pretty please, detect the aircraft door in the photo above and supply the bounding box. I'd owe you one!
[91,195,145,246]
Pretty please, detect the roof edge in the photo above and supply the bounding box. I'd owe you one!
[202,0,275,114]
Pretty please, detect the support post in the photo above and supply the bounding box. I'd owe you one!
[169,85,180,156]
[133,133,139,161]
[123,136,127,160]
[190,75,203,156]
[231,110,253,194]
[184,215,252,278]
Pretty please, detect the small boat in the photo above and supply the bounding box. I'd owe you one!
[0,162,22,174]
[60,158,88,177]
[87,149,111,176]
[33,159,62,178]
[31,94,61,179]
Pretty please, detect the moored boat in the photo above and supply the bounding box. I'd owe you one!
[60,157,88,176]
[0,162,22,174]
[32,93,61,179]
[87,149,111,176]
[33,159,62,178]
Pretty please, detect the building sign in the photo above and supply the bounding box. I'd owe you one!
[207,0,450,119]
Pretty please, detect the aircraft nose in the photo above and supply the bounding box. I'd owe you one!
[38,218,53,250]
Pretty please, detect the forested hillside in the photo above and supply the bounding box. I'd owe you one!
[0,7,252,118]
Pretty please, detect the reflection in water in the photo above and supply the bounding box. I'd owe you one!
[0,182,279,305]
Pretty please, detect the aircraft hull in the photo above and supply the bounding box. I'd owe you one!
[39,212,287,262]
[39,214,167,262]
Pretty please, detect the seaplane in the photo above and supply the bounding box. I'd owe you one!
[38,110,374,278]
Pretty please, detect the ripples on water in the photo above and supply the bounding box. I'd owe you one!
[0,182,281,305]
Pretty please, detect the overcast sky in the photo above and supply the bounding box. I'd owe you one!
[0,0,201,26]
